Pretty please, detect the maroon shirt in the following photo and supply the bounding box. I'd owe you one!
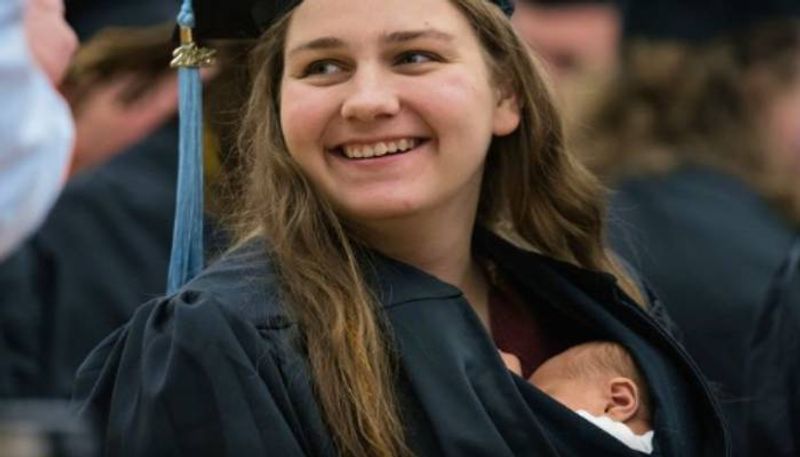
[489,279,591,379]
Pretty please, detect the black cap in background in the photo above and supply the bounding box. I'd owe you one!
[66,0,177,40]
[188,0,515,41]
[623,0,800,42]
[187,0,296,40]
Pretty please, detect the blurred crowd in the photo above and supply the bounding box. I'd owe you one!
[1,0,798,456]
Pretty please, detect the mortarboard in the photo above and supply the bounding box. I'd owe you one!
[166,0,517,292]
[622,0,800,43]
[184,0,517,40]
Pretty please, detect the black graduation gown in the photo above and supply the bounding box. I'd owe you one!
[746,237,800,457]
[74,230,729,456]
[607,166,798,454]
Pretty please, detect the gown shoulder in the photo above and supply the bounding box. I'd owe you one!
[74,240,332,457]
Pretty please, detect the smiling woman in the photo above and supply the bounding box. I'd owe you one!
[74,0,729,456]
[279,0,519,226]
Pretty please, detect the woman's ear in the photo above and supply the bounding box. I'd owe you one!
[492,85,521,137]
[603,377,640,423]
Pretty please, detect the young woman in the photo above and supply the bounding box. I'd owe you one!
[75,0,728,455]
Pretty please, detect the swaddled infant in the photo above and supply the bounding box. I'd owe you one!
[502,341,654,454]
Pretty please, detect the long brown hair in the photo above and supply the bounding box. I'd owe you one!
[577,20,800,226]
[234,1,642,455]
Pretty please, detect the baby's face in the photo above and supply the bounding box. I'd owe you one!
[529,351,608,417]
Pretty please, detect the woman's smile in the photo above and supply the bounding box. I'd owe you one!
[331,137,428,160]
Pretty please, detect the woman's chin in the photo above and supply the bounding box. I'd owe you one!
[333,199,429,226]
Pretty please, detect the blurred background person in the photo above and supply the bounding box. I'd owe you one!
[1,2,99,454]
[747,235,800,457]
[0,0,250,398]
[573,0,800,454]
[63,0,182,177]
[511,0,624,125]
[0,0,77,261]
[0,0,184,398]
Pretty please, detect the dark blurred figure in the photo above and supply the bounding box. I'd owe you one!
[62,23,181,177]
[0,0,77,261]
[0,0,180,398]
[0,0,253,397]
[747,236,800,457]
[576,0,800,454]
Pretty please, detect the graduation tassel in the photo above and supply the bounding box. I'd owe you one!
[167,0,215,294]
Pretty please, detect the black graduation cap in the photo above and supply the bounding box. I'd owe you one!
[520,0,616,5]
[167,0,516,292]
[188,0,516,40]
[623,0,800,42]
[184,0,291,39]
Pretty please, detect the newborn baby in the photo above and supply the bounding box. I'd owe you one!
[502,341,654,454]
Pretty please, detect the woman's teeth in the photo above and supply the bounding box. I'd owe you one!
[341,138,418,159]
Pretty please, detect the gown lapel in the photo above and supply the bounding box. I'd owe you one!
[372,249,649,456]
[478,230,725,457]
[366,229,726,456]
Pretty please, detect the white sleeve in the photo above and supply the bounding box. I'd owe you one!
[0,0,75,260]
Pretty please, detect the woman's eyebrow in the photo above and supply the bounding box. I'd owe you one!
[288,37,346,57]
[287,29,455,58]
[382,29,456,44]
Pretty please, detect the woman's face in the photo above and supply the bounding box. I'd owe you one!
[280,0,520,225]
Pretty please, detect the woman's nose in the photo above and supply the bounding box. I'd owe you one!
[340,68,401,122]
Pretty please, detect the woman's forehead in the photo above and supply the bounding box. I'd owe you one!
[286,0,473,45]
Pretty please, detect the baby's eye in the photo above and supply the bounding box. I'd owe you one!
[302,60,344,77]
[395,51,438,66]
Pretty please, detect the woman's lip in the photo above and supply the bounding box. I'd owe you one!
[327,136,429,151]
[328,138,430,160]
[329,139,429,161]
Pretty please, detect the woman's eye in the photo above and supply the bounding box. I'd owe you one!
[302,60,344,77]
[396,51,437,66]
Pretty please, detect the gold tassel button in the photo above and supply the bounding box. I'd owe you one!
[171,26,216,68]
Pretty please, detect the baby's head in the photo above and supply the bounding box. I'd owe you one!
[530,341,652,434]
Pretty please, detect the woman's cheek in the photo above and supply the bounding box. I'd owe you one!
[280,85,330,155]
[410,73,481,113]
